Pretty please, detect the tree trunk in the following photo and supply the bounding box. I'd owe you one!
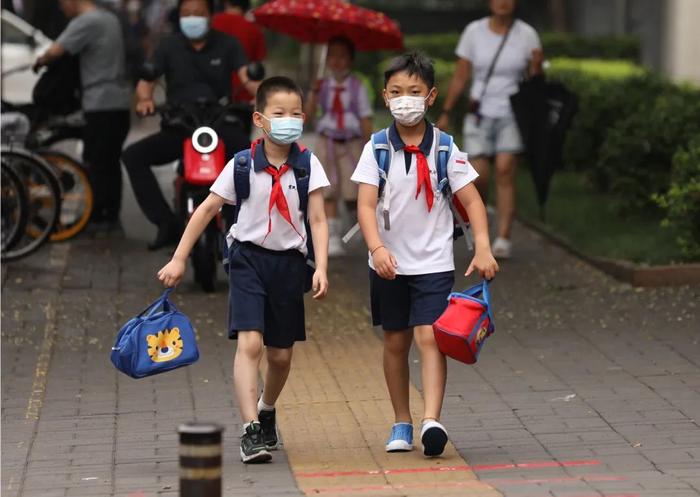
[548,0,567,32]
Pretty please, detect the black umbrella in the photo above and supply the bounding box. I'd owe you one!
[510,74,578,217]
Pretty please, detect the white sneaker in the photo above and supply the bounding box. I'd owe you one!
[421,420,448,457]
[492,237,512,259]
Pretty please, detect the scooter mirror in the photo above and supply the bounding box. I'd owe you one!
[192,126,219,155]
[246,62,265,82]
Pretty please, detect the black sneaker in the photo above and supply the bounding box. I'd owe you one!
[258,408,279,450]
[240,422,272,463]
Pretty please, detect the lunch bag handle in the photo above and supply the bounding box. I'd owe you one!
[138,289,178,318]
[448,280,493,323]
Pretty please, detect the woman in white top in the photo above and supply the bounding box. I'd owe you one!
[437,0,543,259]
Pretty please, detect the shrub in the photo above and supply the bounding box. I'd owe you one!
[653,136,700,261]
[546,63,666,187]
[403,32,641,63]
[598,86,700,213]
[540,32,640,61]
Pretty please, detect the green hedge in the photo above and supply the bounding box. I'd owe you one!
[653,136,700,261]
[403,32,641,63]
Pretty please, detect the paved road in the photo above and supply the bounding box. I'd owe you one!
[1,126,699,496]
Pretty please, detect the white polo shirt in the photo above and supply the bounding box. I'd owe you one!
[351,123,479,275]
[315,74,373,137]
[210,141,330,255]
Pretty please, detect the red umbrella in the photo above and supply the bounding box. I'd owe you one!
[253,0,403,51]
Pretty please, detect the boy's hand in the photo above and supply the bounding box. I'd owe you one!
[466,250,499,280]
[311,269,329,300]
[157,257,186,288]
[372,246,398,280]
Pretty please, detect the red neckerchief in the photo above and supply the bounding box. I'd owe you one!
[262,165,303,243]
[403,145,434,212]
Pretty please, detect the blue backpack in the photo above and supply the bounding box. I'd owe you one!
[224,141,316,292]
[371,127,471,246]
[110,289,199,379]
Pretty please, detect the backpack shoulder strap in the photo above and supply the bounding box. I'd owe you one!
[293,149,313,215]
[233,148,253,204]
[436,129,454,194]
[372,128,391,197]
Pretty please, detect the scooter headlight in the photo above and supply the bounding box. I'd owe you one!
[191,126,218,154]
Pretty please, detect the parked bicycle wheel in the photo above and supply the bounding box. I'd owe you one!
[1,162,29,252]
[1,148,61,262]
[35,150,93,241]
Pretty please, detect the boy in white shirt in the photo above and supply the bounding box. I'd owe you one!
[158,76,330,463]
[305,36,373,256]
[351,52,498,457]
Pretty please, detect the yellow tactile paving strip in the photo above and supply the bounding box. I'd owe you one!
[274,274,503,497]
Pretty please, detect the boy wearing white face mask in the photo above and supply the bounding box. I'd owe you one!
[158,77,330,463]
[351,52,499,457]
[305,36,374,256]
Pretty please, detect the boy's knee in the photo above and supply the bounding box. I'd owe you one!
[384,331,412,355]
[266,347,293,370]
[237,332,264,359]
[413,326,437,350]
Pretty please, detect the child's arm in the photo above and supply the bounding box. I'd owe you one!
[304,80,322,125]
[157,193,226,287]
[307,189,329,300]
[360,117,373,143]
[357,183,398,280]
[454,184,499,280]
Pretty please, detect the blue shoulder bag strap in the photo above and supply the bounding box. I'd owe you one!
[436,129,453,194]
[372,128,391,196]
[341,129,391,243]
[232,148,252,222]
[436,130,473,249]
[222,148,252,271]
[293,149,315,291]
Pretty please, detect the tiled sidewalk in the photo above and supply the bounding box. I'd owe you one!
[2,220,699,497]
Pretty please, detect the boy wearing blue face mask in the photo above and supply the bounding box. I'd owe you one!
[351,52,499,457]
[158,77,330,463]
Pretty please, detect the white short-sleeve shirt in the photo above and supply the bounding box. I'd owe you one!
[351,123,479,275]
[456,18,541,119]
[210,141,330,255]
[316,74,373,137]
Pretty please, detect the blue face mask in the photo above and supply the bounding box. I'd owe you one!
[262,115,304,145]
[180,16,209,40]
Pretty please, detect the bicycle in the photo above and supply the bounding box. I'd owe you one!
[1,146,62,262]
[2,64,93,241]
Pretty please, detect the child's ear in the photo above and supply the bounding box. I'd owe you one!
[252,111,265,129]
[382,89,390,108]
[427,87,438,106]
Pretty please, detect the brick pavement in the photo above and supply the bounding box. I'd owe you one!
[2,218,699,497]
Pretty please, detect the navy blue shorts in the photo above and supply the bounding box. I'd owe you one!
[227,241,306,348]
[369,269,454,331]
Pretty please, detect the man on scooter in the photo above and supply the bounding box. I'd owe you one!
[122,0,259,250]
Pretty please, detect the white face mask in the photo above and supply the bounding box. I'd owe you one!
[388,94,431,126]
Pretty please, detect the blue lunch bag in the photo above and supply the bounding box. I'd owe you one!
[111,289,199,378]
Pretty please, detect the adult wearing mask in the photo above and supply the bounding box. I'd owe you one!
[34,0,131,231]
[212,0,267,103]
[122,0,256,250]
[437,0,543,259]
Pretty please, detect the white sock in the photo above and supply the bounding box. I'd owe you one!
[258,397,275,412]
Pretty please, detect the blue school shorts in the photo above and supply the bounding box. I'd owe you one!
[369,269,454,331]
[227,241,306,348]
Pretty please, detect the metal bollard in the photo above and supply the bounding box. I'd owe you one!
[178,422,224,497]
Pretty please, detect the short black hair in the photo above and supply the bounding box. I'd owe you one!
[256,76,304,112]
[384,51,435,89]
[177,0,214,14]
[222,0,251,10]
[328,36,355,60]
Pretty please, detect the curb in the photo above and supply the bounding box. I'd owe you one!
[518,217,700,287]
